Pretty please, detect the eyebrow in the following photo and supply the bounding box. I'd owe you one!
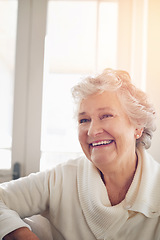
[78,107,114,116]
[78,112,86,116]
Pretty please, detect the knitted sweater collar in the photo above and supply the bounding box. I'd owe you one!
[77,147,160,239]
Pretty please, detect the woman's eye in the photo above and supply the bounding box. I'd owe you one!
[100,114,113,120]
[79,118,90,124]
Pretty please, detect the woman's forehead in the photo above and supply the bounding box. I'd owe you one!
[79,91,119,106]
[78,91,123,114]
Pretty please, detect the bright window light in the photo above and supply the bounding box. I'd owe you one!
[45,1,98,74]
[97,2,118,70]
[41,0,118,170]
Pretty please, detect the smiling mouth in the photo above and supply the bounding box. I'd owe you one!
[90,140,114,147]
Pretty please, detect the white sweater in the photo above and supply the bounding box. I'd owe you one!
[0,147,160,240]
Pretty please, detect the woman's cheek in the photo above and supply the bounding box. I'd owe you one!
[78,126,85,143]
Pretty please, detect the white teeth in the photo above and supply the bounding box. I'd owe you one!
[92,140,113,147]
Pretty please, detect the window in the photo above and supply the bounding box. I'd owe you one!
[0,0,18,170]
[0,0,151,179]
[40,0,118,170]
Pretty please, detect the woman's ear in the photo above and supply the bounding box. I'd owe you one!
[135,128,144,139]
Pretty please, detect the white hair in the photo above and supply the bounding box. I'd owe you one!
[72,68,156,149]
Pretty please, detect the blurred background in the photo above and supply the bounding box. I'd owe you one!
[0,0,160,182]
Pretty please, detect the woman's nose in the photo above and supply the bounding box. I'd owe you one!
[87,120,104,137]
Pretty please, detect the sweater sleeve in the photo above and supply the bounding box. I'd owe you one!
[0,170,51,238]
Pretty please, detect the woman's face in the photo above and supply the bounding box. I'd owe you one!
[78,91,138,172]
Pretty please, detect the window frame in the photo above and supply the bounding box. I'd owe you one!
[11,0,47,177]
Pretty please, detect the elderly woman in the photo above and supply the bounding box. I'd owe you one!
[0,69,159,240]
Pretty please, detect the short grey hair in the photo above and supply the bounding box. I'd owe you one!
[71,68,156,149]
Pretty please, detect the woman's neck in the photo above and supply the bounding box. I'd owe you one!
[101,154,138,206]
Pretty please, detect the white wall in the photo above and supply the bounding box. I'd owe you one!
[146,0,160,162]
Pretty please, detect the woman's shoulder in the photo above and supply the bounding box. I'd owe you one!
[47,154,87,180]
[53,154,86,169]
[137,146,160,172]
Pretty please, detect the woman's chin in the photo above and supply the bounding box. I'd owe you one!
[90,142,116,163]
[90,151,117,171]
